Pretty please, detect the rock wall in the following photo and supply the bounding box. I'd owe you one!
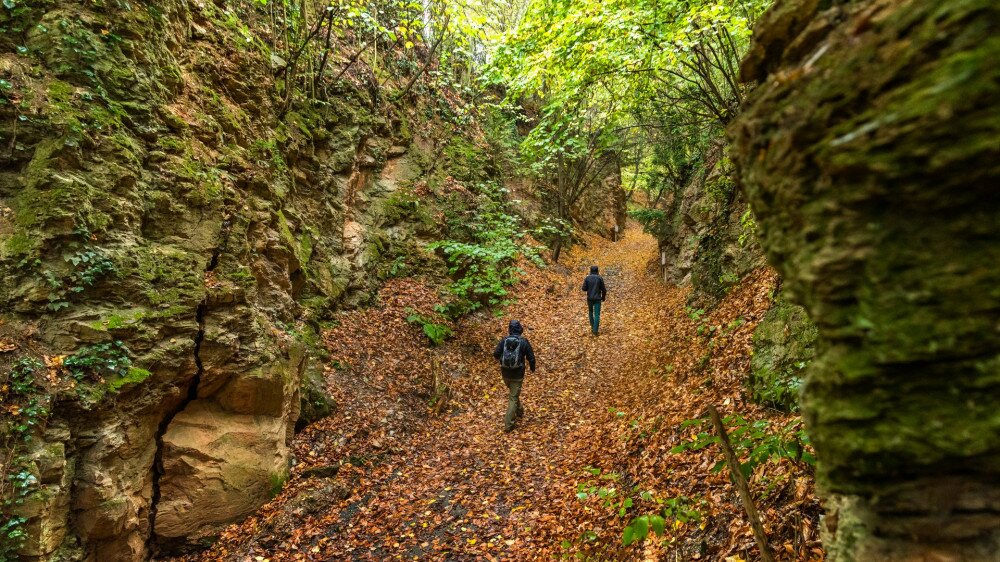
[748,292,816,412]
[646,141,766,309]
[573,157,627,239]
[0,1,505,559]
[731,0,1000,558]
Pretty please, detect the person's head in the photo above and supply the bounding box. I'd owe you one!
[590,265,599,274]
[508,319,524,335]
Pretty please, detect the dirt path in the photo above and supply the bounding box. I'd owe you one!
[319,228,680,560]
[196,226,819,561]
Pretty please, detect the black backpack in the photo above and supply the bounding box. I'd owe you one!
[500,336,523,368]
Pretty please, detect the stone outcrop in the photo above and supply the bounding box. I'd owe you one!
[573,157,627,239]
[648,141,766,308]
[748,294,816,411]
[153,401,291,547]
[0,1,513,559]
[731,0,1000,558]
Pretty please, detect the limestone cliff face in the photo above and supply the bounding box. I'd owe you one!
[0,1,502,559]
[731,0,1000,558]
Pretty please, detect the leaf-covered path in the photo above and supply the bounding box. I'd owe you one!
[192,227,820,561]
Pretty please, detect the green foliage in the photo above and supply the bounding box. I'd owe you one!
[489,0,770,208]
[671,414,815,480]
[380,256,410,280]
[1,511,29,560]
[751,363,806,411]
[530,216,573,246]
[405,309,454,346]
[621,495,703,546]
[1,358,48,559]
[629,208,671,239]
[429,239,518,315]
[42,245,117,311]
[575,466,631,516]
[63,341,132,383]
[429,183,535,317]
[738,206,758,247]
[6,358,41,397]
[574,465,706,549]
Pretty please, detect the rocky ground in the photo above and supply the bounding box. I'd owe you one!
[177,226,821,561]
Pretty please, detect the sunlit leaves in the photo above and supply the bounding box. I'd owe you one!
[488,0,770,197]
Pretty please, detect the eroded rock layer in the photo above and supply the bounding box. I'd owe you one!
[731,0,1000,558]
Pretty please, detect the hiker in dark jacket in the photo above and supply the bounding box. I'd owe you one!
[581,265,608,335]
[492,319,536,432]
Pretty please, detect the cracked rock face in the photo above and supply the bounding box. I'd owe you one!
[0,0,448,558]
[730,0,1000,559]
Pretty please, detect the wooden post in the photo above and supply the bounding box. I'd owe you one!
[613,224,619,241]
[707,405,776,562]
[661,251,667,284]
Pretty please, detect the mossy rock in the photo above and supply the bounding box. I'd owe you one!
[732,0,1000,556]
[107,367,153,393]
[749,295,817,411]
[296,359,334,431]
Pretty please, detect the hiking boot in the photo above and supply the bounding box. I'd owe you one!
[504,423,515,433]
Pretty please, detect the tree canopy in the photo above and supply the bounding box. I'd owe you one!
[482,0,769,215]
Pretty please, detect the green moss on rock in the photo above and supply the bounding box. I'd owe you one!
[749,295,816,411]
[731,0,1000,557]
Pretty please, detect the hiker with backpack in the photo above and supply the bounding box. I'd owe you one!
[492,319,536,432]
[582,265,608,336]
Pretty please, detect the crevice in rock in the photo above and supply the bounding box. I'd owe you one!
[145,243,224,559]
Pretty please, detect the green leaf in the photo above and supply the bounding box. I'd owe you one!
[622,525,634,546]
[650,515,665,536]
[632,515,649,540]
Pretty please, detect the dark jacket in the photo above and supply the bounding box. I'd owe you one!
[582,266,608,302]
[493,320,536,380]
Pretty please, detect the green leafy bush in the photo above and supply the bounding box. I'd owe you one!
[628,208,670,239]
[671,414,815,479]
[530,216,573,249]
[405,310,453,346]
[429,183,536,317]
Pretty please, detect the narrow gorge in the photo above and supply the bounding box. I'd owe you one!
[1,0,995,560]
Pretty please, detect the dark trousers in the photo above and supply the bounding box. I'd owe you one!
[503,377,524,428]
[588,300,602,334]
